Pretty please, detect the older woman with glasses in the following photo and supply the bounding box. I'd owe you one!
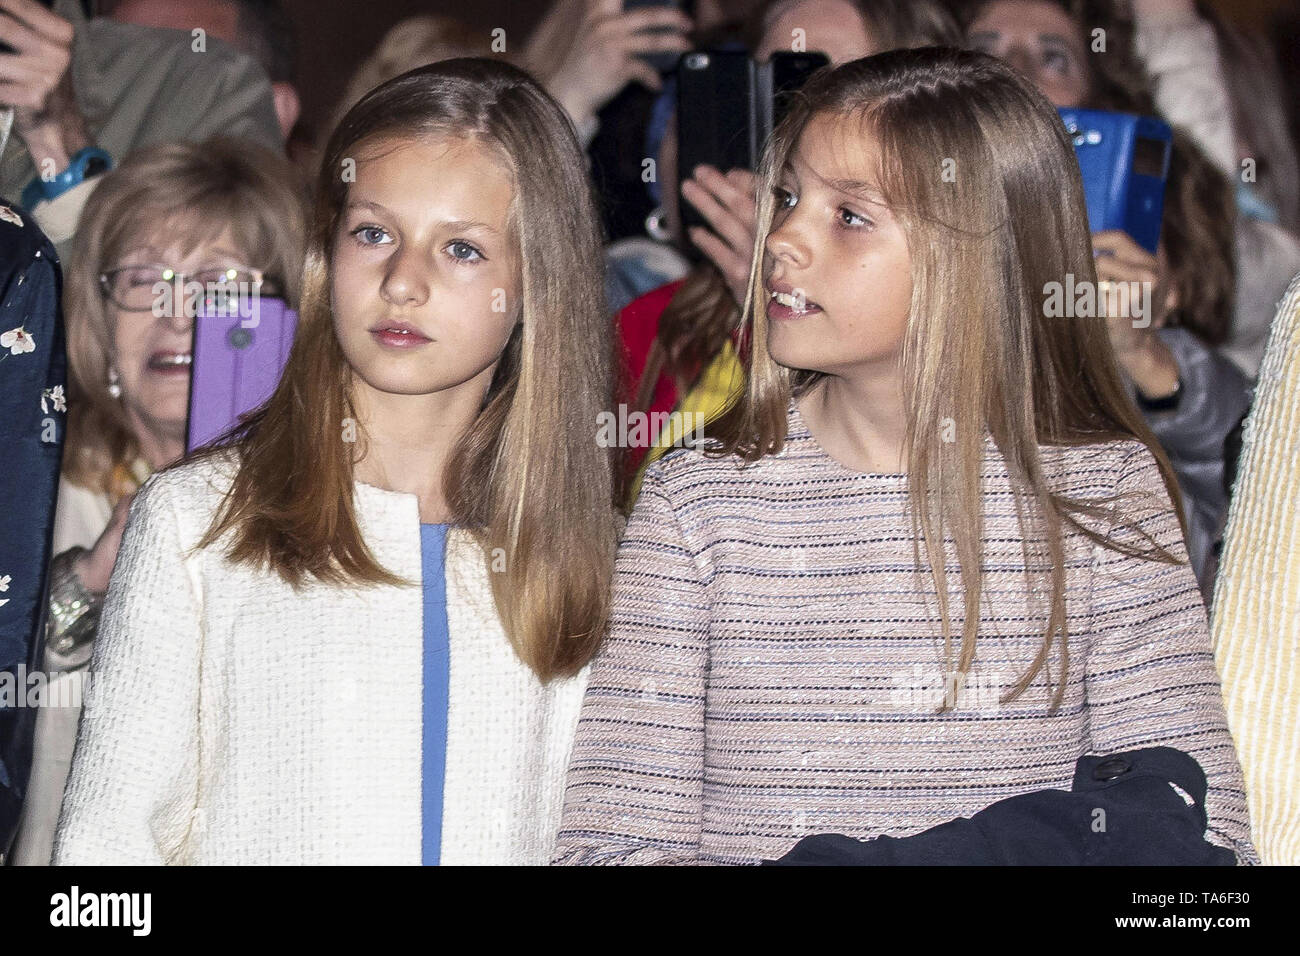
[10,137,305,866]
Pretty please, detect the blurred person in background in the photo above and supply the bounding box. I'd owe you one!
[304,15,496,180]
[1196,3,1300,378]
[964,0,1300,382]
[9,136,305,866]
[105,0,302,141]
[326,15,494,139]
[522,0,693,150]
[0,0,283,256]
[963,0,1251,593]
[322,3,693,158]
[519,2,696,318]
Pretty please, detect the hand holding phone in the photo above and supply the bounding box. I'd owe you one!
[1092,228,1180,399]
[623,0,692,74]
[540,1,692,124]
[0,0,87,171]
[0,2,71,83]
[680,165,759,307]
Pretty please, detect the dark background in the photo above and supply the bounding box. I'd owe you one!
[279,0,1297,139]
[273,0,1300,241]
[281,0,545,139]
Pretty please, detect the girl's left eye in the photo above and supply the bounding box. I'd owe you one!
[838,207,871,229]
[447,240,484,262]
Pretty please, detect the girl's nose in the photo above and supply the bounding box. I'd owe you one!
[766,216,810,269]
[380,246,432,308]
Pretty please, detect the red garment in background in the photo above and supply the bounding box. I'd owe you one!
[615,279,685,475]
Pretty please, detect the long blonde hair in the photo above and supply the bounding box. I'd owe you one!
[637,0,958,450]
[711,47,1185,709]
[62,137,306,501]
[194,58,618,681]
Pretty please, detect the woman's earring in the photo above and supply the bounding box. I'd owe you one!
[107,366,123,400]
[645,206,671,243]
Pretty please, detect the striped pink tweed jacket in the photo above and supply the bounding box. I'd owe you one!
[554,400,1257,865]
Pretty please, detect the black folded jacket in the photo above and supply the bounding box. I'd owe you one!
[766,747,1237,865]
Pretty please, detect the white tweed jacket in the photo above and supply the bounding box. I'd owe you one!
[51,454,587,865]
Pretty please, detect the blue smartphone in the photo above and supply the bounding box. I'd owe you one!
[1058,107,1172,254]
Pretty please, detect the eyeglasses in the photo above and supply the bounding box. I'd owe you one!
[98,264,283,313]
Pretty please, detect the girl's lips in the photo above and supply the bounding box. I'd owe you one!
[370,327,432,349]
[766,294,823,321]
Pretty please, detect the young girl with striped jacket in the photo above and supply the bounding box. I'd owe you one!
[555,47,1256,865]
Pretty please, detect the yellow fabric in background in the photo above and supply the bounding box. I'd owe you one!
[1211,272,1300,865]
[628,341,745,505]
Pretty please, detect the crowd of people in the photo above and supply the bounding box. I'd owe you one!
[0,0,1296,866]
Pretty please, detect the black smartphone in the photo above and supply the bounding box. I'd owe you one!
[677,49,751,239]
[676,49,828,239]
[623,0,687,75]
[771,50,827,128]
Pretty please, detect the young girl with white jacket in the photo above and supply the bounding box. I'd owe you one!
[52,58,618,865]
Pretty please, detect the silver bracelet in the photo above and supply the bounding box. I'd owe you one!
[46,546,103,664]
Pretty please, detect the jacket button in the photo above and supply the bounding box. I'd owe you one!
[1093,756,1131,781]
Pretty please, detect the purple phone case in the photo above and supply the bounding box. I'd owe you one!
[186,299,298,452]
